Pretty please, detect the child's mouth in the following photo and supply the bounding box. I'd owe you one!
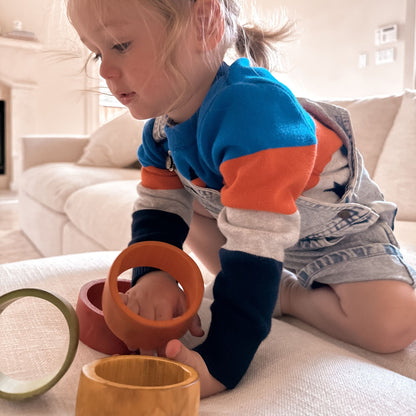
[118,92,136,105]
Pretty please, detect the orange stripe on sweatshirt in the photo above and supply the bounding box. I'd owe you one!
[191,178,206,187]
[220,145,316,215]
[304,118,343,191]
[141,166,184,190]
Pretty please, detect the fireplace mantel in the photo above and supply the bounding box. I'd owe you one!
[0,35,42,52]
[0,70,37,90]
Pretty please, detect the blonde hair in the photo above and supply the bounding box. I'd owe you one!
[68,0,293,70]
[67,0,293,112]
[221,0,294,70]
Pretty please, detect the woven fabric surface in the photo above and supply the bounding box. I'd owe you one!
[0,252,416,415]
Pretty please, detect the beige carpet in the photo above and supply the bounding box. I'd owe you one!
[0,191,42,265]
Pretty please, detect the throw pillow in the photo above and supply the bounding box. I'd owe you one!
[329,93,402,177]
[373,89,416,221]
[77,110,144,168]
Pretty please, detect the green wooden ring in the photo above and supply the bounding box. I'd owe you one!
[0,288,79,401]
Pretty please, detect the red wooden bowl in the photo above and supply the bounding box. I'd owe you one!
[76,279,130,355]
[102,242,204,351]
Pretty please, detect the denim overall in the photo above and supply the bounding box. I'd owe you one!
[172,99,416,289]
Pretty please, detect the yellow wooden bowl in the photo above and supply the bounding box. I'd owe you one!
[75,355,200,415]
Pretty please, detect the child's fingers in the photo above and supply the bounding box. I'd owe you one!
[119,292,140,315]
[189,314,204,337]
[155,302,174,321]
[165,339,183,360]
[165,339,226,398]
[140,304,175,356]
[120,292,128,304]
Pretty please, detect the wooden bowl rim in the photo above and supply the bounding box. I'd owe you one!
[82,355,200,390]
[78,278,130,317]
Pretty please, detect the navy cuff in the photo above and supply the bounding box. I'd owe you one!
[129,209,189,285]
[194,249,282,389]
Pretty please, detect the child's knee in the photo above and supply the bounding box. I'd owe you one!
[363,303,416,353]
[334,280,416,353]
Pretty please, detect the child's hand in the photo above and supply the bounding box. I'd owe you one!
[166,339,226,398]
[121,270,204,354]
[121,272,225,397]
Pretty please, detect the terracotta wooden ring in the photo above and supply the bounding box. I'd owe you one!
[102,241,204,351]
[76,279,131,355]
[75,355,200,415]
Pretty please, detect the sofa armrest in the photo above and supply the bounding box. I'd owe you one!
[21,135,90,171]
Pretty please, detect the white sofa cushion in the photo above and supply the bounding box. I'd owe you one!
[21,163,140,213]
[17,191,68,256]
[395,221,416,253]
[64,180,139,250]
[373,90,416,222]
[77,111,144,168]
[283,314,416,381]
[330,93,403,176]
[0,252,416,416]
[62,222,107,254]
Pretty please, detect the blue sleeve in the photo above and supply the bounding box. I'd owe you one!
[137,119,168,169]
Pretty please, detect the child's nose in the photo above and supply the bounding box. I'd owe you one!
[99,59,120,80]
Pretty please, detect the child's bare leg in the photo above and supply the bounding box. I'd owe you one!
[280,278,416,353]
[184,200,225,275]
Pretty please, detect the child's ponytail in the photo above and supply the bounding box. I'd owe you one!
[221,0,294,71]
[234,22,294,70]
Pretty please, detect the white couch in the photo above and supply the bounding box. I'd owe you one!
[18,111,144,256]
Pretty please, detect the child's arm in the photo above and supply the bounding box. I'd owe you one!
[186,79,317,390]
[128,77,317,394]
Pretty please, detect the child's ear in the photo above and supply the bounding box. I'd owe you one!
[192,0,225,51]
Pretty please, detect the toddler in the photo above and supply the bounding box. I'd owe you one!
[67,0,416,398]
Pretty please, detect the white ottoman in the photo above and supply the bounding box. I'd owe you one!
[1,252,416,416]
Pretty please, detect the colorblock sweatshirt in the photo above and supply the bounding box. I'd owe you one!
[130,58,348,389]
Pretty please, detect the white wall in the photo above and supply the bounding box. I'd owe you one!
[244,0,409,98]
[0,0,413,137]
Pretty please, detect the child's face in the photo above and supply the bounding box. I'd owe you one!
[69,1,198,121]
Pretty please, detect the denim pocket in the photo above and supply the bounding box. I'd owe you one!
[296,196,380,240]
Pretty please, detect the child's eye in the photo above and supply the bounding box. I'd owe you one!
[113,42,131,53]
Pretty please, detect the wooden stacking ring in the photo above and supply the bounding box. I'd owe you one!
[76,279,131,355]
[102,241,204,351]
[75,355,200,415]
[0,288,79,401]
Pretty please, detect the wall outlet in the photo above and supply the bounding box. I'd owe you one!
[375,48,395,65]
